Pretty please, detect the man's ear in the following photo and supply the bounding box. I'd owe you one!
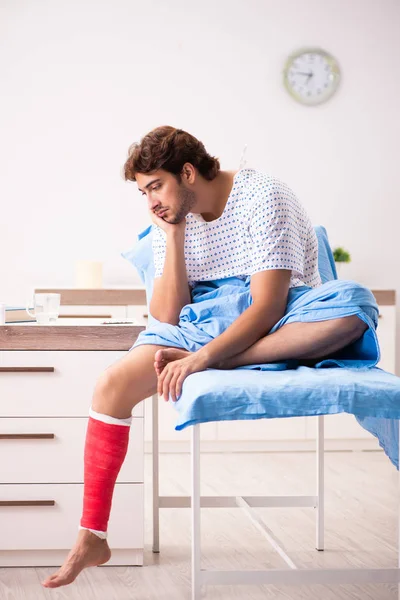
[181,162,196,184]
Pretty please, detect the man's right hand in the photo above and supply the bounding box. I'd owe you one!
[149,209,190,324]
[150,211,186,235]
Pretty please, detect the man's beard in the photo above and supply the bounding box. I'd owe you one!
[168,186,196,224]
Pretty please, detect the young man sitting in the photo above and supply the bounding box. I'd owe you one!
[42,125,374,588]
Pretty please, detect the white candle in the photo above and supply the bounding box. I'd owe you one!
[75,261,103,288]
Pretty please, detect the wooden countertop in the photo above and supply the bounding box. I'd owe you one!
[0,319,145,351]
[35,287,396,306]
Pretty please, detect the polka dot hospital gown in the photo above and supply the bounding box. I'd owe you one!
[152,168,322,290]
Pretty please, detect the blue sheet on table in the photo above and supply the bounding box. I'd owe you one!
[122,225,400,468]
[172,367,400,467]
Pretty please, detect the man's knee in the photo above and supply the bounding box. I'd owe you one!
[92,346,159,415]
[93,366,124,407]
[345,316,368,341]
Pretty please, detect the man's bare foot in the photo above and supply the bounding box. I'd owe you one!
[41,529,111,588]
[154,347,238,374]
[154,347,191,376]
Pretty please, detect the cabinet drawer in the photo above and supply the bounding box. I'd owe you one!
[0,351,143,417]
[58,305,127,319]
[0,418,143,483]
[0,483,143,552]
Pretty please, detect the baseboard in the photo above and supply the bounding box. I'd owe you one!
[145,438,381,454]
[0,548,143,567]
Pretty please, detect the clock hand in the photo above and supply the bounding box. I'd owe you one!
[306,72,313,85]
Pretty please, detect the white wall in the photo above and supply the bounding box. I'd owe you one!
[1,0,399,369]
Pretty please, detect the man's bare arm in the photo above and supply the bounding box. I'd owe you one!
[196,269,291,366]
[150,219,191,325]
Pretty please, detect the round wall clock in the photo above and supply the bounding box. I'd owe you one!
[283,48,341,106]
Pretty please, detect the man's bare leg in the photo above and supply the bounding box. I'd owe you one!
[41,344,171,589]
[154,316,368,373]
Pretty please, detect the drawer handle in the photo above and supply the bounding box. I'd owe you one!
[0,367,55,372]
[59,314,112,319]
[0,500,55,507]
[0,434,55,440]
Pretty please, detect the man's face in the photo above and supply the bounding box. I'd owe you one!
[136,169,196,224]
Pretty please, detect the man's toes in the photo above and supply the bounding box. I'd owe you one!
[155,349,177,369]
[154,349,166,363]
[154,357,166,367]
[43,578,60,588]
[155,348,190,370]
[42,575,55,587]
[42,573,61,587]
[154,358,166,372]
[42,571,75,588]
[154,357,164,366]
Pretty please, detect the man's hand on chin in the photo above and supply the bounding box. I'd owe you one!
[150,210,186,234]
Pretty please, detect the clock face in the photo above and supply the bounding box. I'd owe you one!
[283,48,341,106]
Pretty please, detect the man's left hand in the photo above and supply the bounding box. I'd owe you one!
[157,352,209,402]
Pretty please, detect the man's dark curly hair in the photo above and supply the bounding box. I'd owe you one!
[123,126,220,182]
